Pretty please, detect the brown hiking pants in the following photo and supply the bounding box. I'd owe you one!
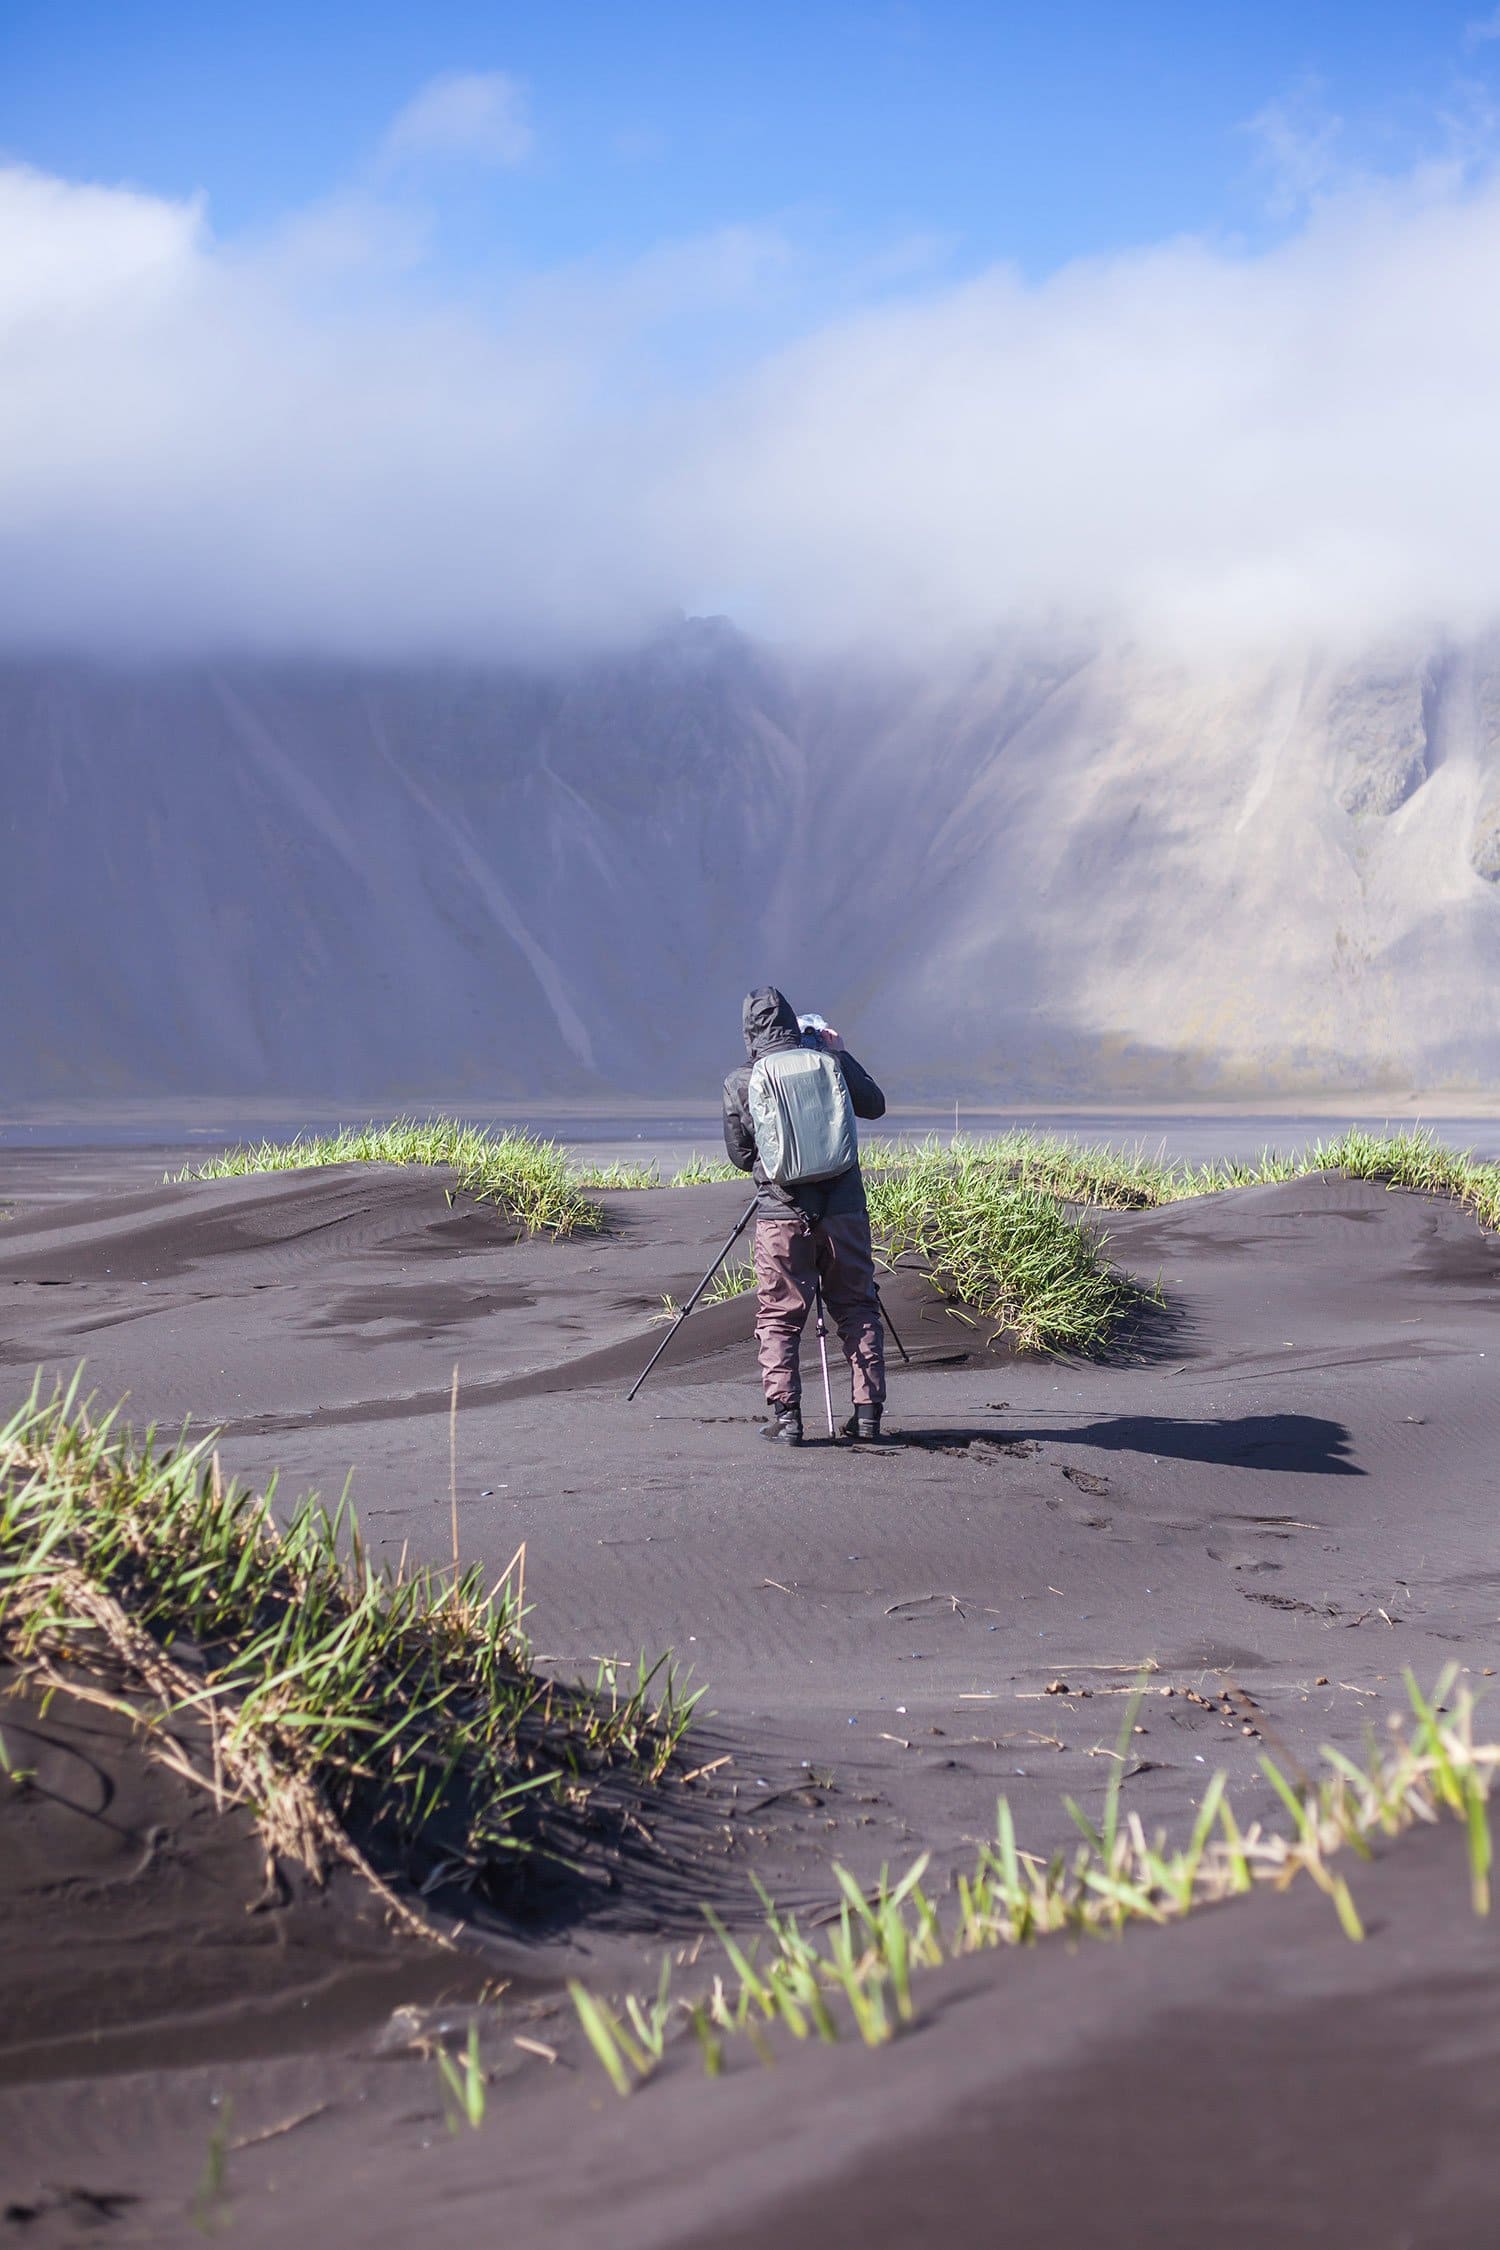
[753,1210,886,1411]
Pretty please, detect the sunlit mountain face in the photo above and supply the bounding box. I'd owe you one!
[6,619,1499,1104]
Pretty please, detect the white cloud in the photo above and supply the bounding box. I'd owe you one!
[381,70,534,168]
[0,162,205,325]
[1465,8,1500,48]
[6,154,1500,659]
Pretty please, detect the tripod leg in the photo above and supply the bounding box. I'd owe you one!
[812,1277,836,1439]
[626,1194,758,1401]
[874,1284,910,1365]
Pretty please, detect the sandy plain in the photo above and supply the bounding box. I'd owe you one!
[2,1151,1499,2246]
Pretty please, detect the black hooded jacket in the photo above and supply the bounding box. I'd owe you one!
[722,986,886,1221]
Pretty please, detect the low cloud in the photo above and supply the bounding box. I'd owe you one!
[4,148,1500,659]
[381,70,534,169]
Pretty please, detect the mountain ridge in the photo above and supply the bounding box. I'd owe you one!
[6,622,1499,1103]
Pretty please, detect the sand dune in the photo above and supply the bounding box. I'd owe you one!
[3,1155,1500,2243]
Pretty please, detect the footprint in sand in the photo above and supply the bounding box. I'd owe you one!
[1061,1464,1109,1496]
[1205,1543,1285,1575]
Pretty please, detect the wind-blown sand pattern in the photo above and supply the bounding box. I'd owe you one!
[4,1154,1500,2245]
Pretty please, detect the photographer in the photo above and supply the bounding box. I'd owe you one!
[721,986,887,1446]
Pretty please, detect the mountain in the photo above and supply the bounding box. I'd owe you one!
[4,621,1500,1105]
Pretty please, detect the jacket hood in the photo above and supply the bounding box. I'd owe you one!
[742,986,802,1060]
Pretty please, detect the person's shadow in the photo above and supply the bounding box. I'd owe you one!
[898,1411,1361,1475]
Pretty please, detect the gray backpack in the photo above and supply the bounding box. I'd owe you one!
[747,1048,858,1186]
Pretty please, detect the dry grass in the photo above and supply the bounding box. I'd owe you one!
[0,1379,697,1916]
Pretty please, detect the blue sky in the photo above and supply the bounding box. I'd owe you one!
[3,0,1498,282]
[7,1,1500,656]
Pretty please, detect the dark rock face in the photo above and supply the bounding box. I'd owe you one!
[1470,803,1500,882]
[1328,664,1430,817]
[5,624,1500,1103]
[1471,668,1500,881]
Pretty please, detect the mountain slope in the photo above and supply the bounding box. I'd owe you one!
[4,623,1500,1102]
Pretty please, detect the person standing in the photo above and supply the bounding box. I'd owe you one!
[722,986,887,1445]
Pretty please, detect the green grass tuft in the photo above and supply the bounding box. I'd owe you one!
[0,1378,696,1911]
[568,1158,662,1190]
[880,1124,1500,1227]
[702,1256,755,1306]
[654,1256,756,1324]
[856,1125,1500,1353]
[172,1119,601,1237]
[670,1155,745,1186]
[171,1120,1500,1358]
[867,1144,1137,1353]
[1304,1126,1500,1231]
[573,1670,1496,2088]
[435,2023,489,2133]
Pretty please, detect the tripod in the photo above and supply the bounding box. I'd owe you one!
[626,1199,911,1421]
[626,1195,758,1402]
[811,1279,908,1437]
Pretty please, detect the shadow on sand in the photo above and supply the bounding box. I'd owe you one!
[895,1411,1362,1476]
[419,1722,817,1945]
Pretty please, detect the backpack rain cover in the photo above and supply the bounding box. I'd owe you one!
[747,1048,858,1186]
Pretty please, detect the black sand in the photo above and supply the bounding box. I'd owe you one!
[3,1156,1498,2245]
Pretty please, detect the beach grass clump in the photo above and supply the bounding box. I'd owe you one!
[173,1118,601,1237]
[702,1256,756,1306]
[0,1379,695,1916]
[854,1127,1500,1346]
[573,1670,1496,2090]
[876,1130,1303,1210]
[569,1157,662,1190]
[891,1130,1190,1209]
[867,1144,1138,1353]
[654,1255,756,1323]
[670,1155,744,1185]
[1307,1126,1500,1231]
[899,1125,1500,1229]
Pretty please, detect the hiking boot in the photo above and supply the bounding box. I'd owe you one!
[761,1404,803,1446]
[842,1405,883,1443]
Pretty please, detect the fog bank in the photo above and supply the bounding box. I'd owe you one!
[5,155,1500,657]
